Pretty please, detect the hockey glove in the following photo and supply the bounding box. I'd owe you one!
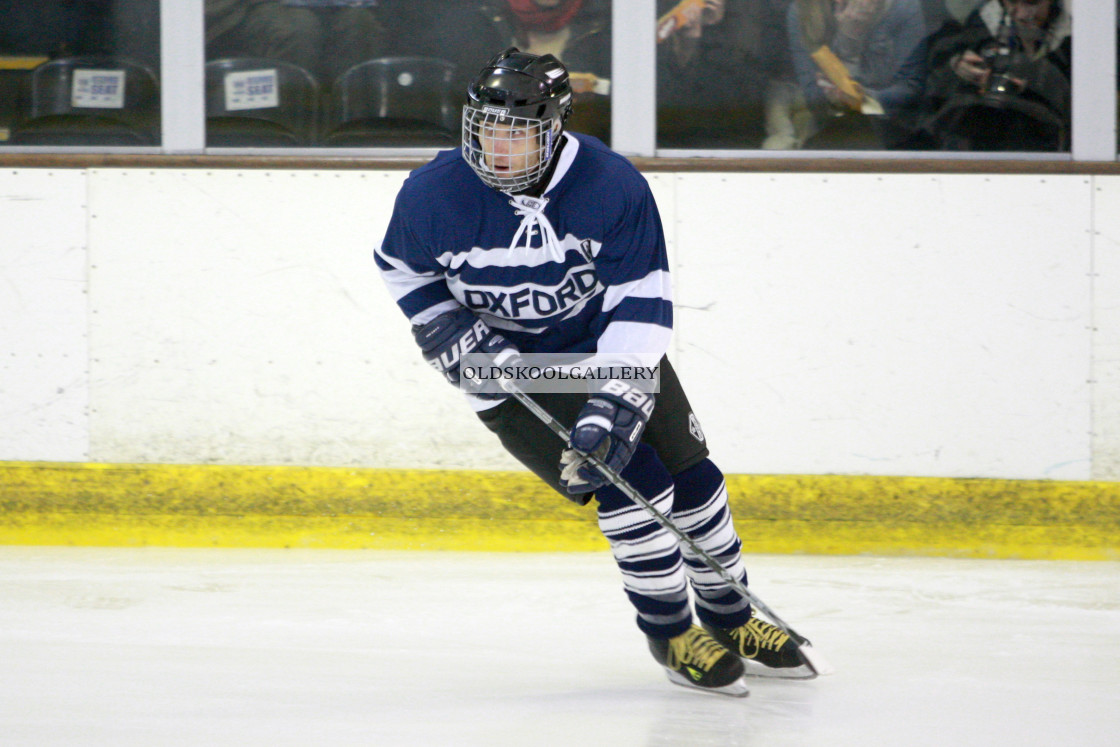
[559,380,655,496]
[412,307,518,398]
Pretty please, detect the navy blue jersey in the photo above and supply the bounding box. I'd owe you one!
[377,133,672,386]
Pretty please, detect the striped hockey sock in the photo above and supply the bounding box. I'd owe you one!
[595,444,692,639]
[671,459,752,630]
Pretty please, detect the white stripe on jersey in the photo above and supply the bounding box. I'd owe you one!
[374,246,451,307]
[378,267,444,302]
[437,233,601,271]
[601,269,672,312]
[409,300,463,326]
[596,321,672,371]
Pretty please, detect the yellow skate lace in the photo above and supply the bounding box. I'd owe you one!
[666,627,727,673]
[733,618,791,656]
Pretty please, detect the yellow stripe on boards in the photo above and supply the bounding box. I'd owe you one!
[1,462,1117,559]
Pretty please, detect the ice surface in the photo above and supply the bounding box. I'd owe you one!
[1,548,1117,747]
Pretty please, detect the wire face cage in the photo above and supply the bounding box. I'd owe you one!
[461,106,559,193]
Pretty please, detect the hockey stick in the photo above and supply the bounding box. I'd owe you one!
[501,381,834,678]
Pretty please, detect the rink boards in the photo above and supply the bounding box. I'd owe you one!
[1,461,1117,560]
[3,167,1120,560]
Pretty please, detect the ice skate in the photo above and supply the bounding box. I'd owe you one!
[648,625,749,697]
[703,612,817,679]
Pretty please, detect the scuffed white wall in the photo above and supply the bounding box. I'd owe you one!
[672,173,1093,480]
[0,170,90,461]
[85,169,496,469]
[1,167,1117,481]
[1092,178,1120,480]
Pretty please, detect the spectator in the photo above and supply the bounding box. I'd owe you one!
[205,0,388,85]
[945,0,985,22]
[387,0,612,139]
[918,0,1071,151]
[919,0,953,29]
[500,0,613,139]
[656,0,770,148]
[786,0,927,148]
[756,0,818,149]
[505,0,609,63]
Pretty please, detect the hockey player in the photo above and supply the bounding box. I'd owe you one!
[376,47,809,695]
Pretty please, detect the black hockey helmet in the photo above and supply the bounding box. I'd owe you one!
[462,48,574,192]
[466,47,574,123]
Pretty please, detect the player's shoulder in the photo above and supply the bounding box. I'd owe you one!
[570,133,640,174]
[567,132,648,190]
[396,148,478,203]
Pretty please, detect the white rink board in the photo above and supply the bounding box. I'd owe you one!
[673,173,1094,480]
[86,169,518,469]
[0,170,90,461]
[644,173,682,361]
[1,166,1117,479]
[1091,176,1120,480]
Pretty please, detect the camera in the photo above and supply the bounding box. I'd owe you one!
[978,24,1028,96]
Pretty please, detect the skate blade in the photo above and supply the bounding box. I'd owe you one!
[740,658,818,680]
[739,643,834,680]
[665,670,750,698]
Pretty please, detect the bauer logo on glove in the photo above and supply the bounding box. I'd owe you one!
[413,307,519,393]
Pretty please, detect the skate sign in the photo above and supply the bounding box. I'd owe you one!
[224,69,280,111]
[71,69,126,109]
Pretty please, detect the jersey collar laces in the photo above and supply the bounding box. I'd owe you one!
[508,194,562,255]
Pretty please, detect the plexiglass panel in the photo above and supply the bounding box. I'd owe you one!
[0,0,161,146]
[655,0,1072,153]
[202,0,612,148]
[0,1,1097,156]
